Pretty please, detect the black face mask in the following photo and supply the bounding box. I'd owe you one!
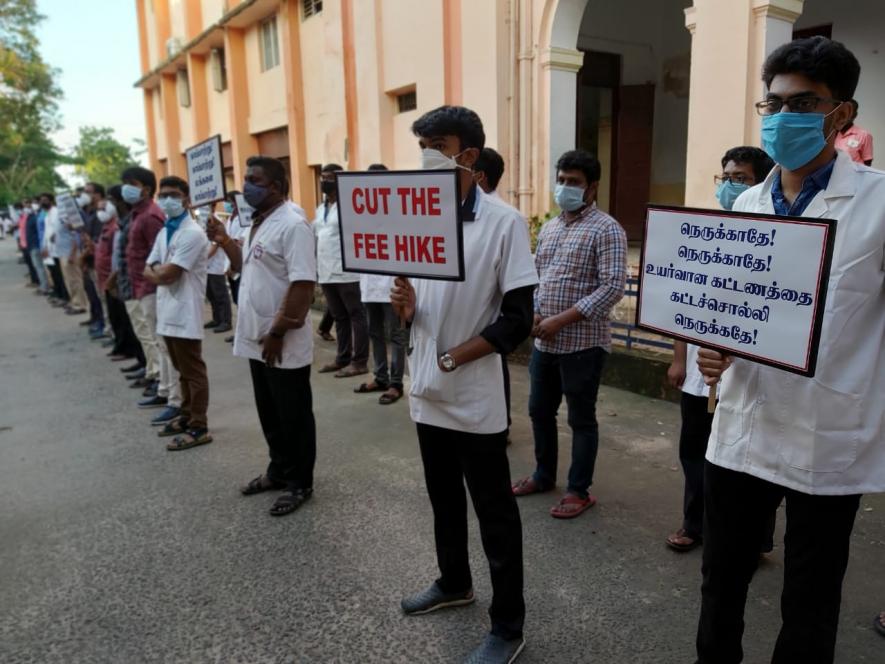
[321,180,336,196]
[40,202,51,210]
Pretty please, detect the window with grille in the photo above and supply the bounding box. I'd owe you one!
[302,0,323,19]
[259,17,280,71]
[396,90,417,114]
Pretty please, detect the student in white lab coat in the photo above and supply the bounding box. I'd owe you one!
[207,156,317,517]
[694,37,885,664]
[353,163,407,405]
[143,176,211,451]
[391,106,538,664]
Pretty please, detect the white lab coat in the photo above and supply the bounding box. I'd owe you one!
[708,151,885,495]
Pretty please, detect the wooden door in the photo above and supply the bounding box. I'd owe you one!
[610,84,655,240]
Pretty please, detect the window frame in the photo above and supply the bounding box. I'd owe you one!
[259,16,281,72]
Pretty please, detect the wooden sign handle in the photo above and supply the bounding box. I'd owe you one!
[707,383,718,414]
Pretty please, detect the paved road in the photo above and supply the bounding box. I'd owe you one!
[0,242,883,663]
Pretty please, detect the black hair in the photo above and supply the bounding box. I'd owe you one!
[121,166,157,196]
[367,163,388,171]
[762,36,861,102]
[721,146,775,184]
[246,155,289,195]
[159,175,189,197]
[474,148,505,191]
[38,192,55,204]
[321,163,344,173]
[556,149,601,184]
[85,182,105,197]
[412,105,485,152]
[107,184,129,215]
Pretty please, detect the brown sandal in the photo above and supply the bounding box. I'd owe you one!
[354,381,388,394]
[378,387,403,405]
[666,528,702,552]
[334,365,368,378]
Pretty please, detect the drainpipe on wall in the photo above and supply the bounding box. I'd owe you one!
[517,0,534,216]
[508,0,520,209]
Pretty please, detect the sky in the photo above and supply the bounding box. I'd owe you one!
[36,0,147,183]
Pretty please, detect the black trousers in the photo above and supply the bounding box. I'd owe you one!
[318,307,333,334]
[106,290,144,362]
[697,462,861,664]
[679,394,776,551]
[206,274,232,326]
[249,360,316,491]
[321,282,368,367]
[83,269,104,326]
[416,422,525,640]
[47,259,68,301]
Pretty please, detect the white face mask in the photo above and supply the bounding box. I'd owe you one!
[420,148,472,172]
[31,203,39,212]
[77,193,91,208]
[97,201,117,223]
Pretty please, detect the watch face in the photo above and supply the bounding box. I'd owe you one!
[442,355,456,371]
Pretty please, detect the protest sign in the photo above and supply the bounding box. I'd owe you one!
[233,194,253,228]
[56,192,83,228]
[335,170,464,281]
[636,205,836,376]
[185,135,225,206]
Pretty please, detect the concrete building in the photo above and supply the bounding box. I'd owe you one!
[135,0,884,239]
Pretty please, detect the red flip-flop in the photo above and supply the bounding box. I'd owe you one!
[550,493,597,519]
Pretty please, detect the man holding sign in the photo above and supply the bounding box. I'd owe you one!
[693,38,885,664]
[391,106,538,664]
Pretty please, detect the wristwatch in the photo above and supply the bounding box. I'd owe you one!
[439,352,457,372]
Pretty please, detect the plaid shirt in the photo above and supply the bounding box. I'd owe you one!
[534,204,627,353]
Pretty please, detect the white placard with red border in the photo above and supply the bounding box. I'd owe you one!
[636,205,837,376]
[185,134,226,206]
[335,170,465,281]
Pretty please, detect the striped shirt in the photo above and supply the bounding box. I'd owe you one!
[533,204,627,353]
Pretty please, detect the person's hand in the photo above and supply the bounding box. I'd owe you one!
[390,277,416,322]
[530,313,542,337]
[260,334,284,367]
[667,360,686,389]
[206,215,229,244]
[697,348,733,386]
[534,315,565,341]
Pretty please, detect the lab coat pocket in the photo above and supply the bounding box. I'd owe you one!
[780,384,861,473]
[407,337,457,404]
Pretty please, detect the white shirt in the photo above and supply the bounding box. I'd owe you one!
[360,274,395,303]
[233,202,317,369]
[147,216,209,340]
[682,344,710,398]
[408,189,539,434]
[313,201,358,284]
[709,151,885,495]
[42,207,60,259]
[207,239,227,275]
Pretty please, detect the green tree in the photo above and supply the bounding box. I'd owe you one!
[72,126,139,186]
[0,0,66,203]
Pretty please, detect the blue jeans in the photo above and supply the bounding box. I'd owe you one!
[528,346,606,498]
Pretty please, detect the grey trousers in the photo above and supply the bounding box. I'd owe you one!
[365,301,406,389]
[321,282,368,367]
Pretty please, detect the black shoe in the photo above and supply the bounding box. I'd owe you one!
[125,369,147,380]
[464,634,525,664]
[204,320,218,329]
[121,363,143,373]
[401,582,475,615]
[130,377,151,388]
[225,335,234,344]
[138,395,168,409]
[142,382,159,398]
[213,324,232,333]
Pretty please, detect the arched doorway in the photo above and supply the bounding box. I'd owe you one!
[541,0,692,240]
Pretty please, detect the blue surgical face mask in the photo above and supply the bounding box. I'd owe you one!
[223,202,234,214]
[715,180,750,211]
[243,181,270,208]
[158,196,185,219]
[554,184,586,212]
[121,184,143,205]
[760,106,840,171]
